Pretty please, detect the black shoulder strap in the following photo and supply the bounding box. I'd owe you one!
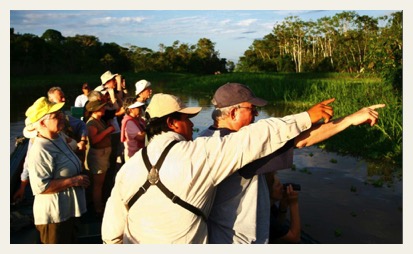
[127,140,207,222]
[126,140,178,209]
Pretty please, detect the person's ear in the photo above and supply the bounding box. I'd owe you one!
[166,117,177,130]
[39,119,46,127]
[229,107,238,120]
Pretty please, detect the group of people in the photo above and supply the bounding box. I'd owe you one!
[13,70,153,243]
[14,73,385,244]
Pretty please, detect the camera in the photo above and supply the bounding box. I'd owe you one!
[283,183,301,191]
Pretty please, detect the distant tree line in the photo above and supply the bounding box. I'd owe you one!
[10,30,231,75]
[236,11,402,92]
[10,11,402,91]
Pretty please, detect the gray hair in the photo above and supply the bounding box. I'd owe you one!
[213,104,239,121]
[87,90,102,102]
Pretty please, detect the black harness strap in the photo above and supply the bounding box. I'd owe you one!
[126,140,207,222]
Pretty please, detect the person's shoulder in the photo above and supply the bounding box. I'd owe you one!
[198,125,218,137]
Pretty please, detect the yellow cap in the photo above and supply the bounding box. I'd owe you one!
[25,97,65,124]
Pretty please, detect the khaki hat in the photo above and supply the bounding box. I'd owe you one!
[86,100,107,112]
[211,83,267,108]
[94,85,108,95]
[135,79,151,95]
[100,70,117,85]
[25,97,65,124]
[146,93,202,119]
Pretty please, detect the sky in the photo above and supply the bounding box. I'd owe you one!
[2,0,413,252]
[10,10,397,62]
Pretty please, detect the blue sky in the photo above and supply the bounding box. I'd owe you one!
[10,10,397,62]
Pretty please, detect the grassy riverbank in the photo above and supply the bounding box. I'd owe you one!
[11,72,402,178]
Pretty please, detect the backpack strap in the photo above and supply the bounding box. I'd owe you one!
[126,140,207,222]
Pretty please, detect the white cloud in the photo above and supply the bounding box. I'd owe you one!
[236,19,257,27]
[87,16,146,26]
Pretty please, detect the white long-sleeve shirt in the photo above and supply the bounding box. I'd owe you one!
[101,112,311,244]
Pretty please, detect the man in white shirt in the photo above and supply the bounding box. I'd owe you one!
[74,83,91,107]
[101,90,384,244]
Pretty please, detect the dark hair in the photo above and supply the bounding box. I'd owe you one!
[145,112,182,141]
[122,97,137,115]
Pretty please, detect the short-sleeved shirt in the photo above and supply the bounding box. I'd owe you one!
[27,134,87,225]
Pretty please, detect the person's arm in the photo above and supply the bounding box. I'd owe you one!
[102,172,128,243]
[278,185,301,243]
[295,104,385,148]
[13,179,29,203]
[87,124,114,145]
[41,174,90,194]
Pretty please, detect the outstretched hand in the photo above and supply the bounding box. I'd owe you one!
[349,104,386,126]
[307,98,335,124]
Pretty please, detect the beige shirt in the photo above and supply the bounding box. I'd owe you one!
[101,112,311,243]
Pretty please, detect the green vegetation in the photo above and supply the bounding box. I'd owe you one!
[10,71,402,178]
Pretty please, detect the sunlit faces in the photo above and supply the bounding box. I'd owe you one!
[170,114,194,141]
[105,78,117,89]
[49,90,66,103]
[138,87,152,102]
[234,102,258,129]
[44,111,66,133]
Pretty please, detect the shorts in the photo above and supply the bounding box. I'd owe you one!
[86,146,112,174]
[36,217,80,244]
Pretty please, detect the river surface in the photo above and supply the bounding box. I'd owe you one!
[9,93,403,244]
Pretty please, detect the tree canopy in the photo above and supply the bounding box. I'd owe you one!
[10,11,402,91]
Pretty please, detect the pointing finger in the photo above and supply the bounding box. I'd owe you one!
[320,98,335,106]
[368,104,386,110]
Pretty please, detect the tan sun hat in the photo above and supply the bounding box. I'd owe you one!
[100,70,117,85]
[146,93,202,119]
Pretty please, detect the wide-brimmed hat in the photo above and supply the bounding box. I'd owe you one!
[146,93,201,119]
[25,97,65,124]
[128,101,145,109]
[135,79,151,95]
[100,70,117,85]
[211,83,267,108]
[86,100,107,112]
[23,117,37,138]
[24,97,65,138]
[94,85,108,95]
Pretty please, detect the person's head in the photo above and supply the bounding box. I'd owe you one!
[145,93,201,141]
[86,100,107,118]
[24,97,66,138]
[123,97,144,117]
[87,90,102,102]
[135,79,152,102]
[82,83,91,95]
[211,83,267,131]
[266,173,283,201]
[47,86,66,103]
[100,70,118,89]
